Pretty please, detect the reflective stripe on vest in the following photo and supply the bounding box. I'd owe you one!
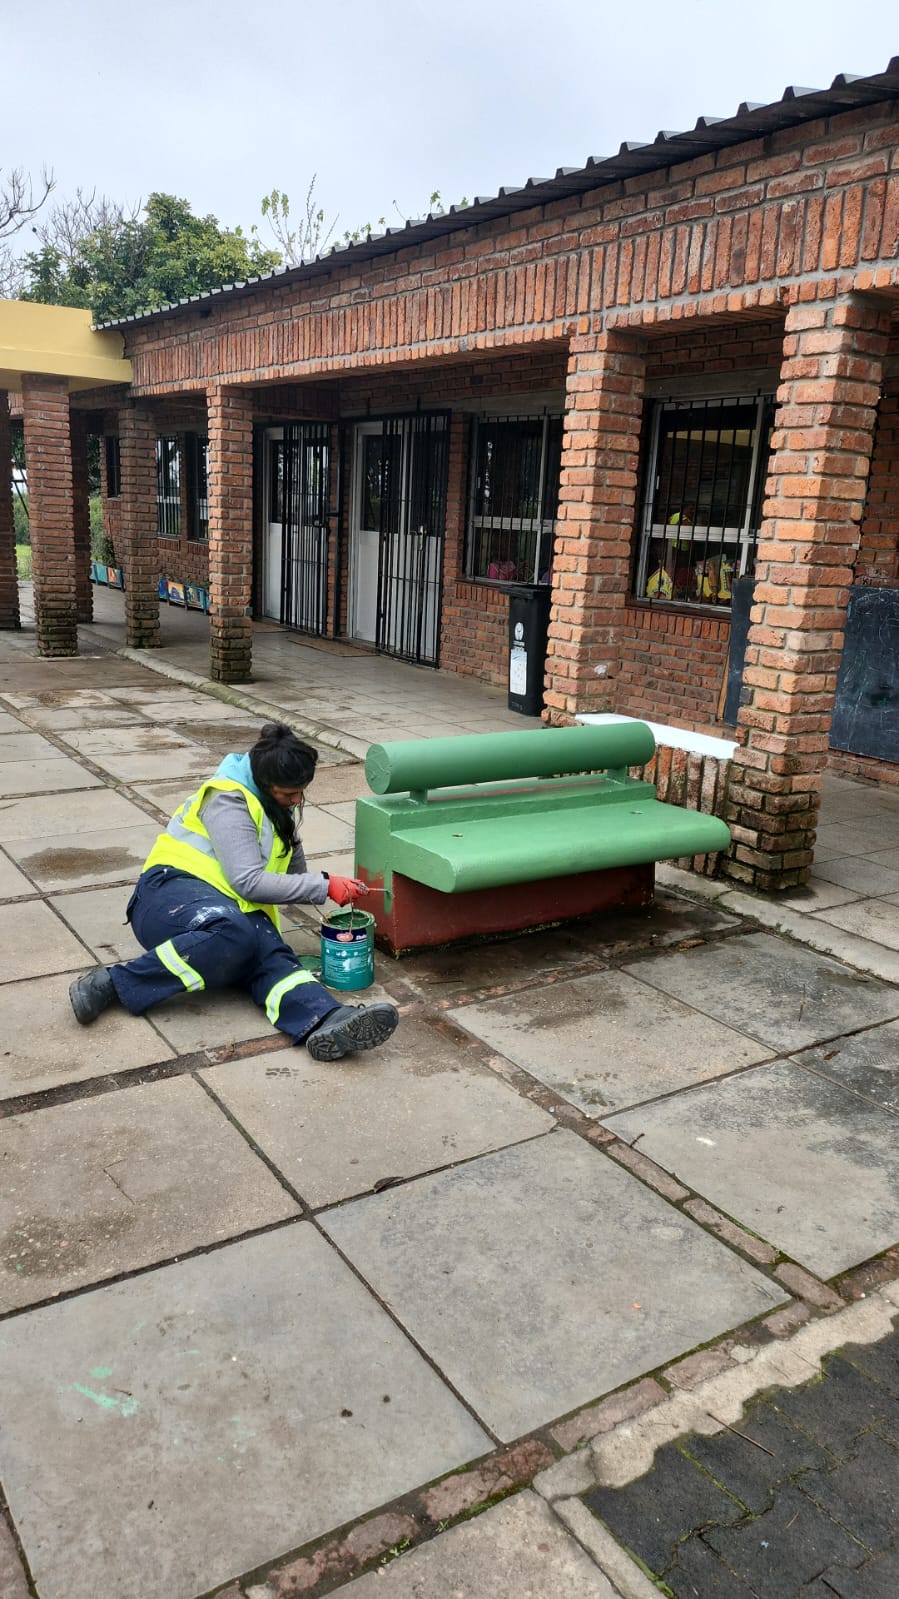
[265,968,319,1024]
[141,777,290,929]
[156,939,206,993]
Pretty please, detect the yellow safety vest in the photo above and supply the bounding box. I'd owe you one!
[141,777,290,929]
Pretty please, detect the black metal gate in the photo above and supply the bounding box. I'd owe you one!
[375,414,448,667]
[281,422,330,636]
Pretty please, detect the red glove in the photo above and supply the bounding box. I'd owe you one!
[326,875,368,907]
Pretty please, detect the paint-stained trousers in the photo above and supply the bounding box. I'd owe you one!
[109,866,340,1042]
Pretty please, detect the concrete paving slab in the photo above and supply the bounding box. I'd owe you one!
[813,856,899,897]
[133,697,263,723]
[450,970,770,1114]
[6,823,160,892]
[0,788,151,842]
[863,846,899,872]
[320,799,357,824]
[104,687,210,703]
[399,894,736,1004]
[0,732,60,762]
[0,711,25,733]
[147,987,287,1053]
[301,804,356,856]
[0,850,36,901]
[125,777,201,815]
[624,932,899,1052]
[201,1019,555,1207]
[322,1130,783,1441]
[48,887,142,963]
[309,764,371,805]
[1,689,120,709]
[0,757,102,796]
[18,705,146,731]
[79,744,214,783]
[0,1226,489,1599]
[0,972,172,1099]
[331,1491,620,1597]
[778,879,863,913]
[61,724,201,757]
[811,897,899,952]
[0,1076,299,1311]
[0,901,93,980]
[793,1022,899,1115]
[603,1059,899,1278]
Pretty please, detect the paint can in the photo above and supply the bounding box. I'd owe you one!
[320,908,375,991]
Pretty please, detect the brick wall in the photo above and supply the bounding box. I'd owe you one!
[21,375,78,656]
[120,100,899,398]
[723,295,892,889]
[855,375,899,584]
[0,391,19,630]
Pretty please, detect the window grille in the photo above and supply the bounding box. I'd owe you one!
[156,436,181,539]
[634,396,774,607]
[185,434,209,542]
[466,414,562,586]
[105,436,121,499]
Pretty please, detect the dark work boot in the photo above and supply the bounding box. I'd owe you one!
[305,1002,399,1062]
[69,967,119,1026]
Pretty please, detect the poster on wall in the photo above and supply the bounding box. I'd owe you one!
[830,586,899,764]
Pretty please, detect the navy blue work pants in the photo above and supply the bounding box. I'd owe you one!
[109,867,340,1043]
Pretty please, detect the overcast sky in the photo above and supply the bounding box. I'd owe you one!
[3,0,897,254]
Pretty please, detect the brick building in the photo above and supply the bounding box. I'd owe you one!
[2,60,899,891]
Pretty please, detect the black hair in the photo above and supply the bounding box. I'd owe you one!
[249,722,318,856]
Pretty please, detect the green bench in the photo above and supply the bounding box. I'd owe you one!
[353,722,731,954]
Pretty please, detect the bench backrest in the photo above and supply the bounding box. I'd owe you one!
[364,722,657,798]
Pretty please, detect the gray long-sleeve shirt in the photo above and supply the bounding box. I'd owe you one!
[201,790,329,906]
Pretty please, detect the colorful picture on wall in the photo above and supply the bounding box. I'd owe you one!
[157,576,169,600]
[167,580,186,606]
[185,583,204,610]
[106,565,125,589]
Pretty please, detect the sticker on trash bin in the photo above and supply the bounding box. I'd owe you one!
[510,645,528,695]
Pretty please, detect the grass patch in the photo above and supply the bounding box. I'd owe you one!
[16,544,32,580]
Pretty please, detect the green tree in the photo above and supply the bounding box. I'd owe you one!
[22,191,281,322]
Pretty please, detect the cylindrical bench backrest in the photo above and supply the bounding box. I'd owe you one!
[365,723,656,795]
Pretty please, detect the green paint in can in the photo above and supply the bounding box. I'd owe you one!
[320,908,375,991]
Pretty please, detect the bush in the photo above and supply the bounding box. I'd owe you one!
[13,492,29,544]
[89,497,113,562]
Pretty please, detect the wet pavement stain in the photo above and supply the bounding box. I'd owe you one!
[23,846,140,879]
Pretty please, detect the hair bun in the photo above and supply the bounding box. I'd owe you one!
[259,721,292,743]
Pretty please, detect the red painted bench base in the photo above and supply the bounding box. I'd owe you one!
[357,864,654,955]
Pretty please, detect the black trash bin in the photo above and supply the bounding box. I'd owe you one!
[506,585,552,716]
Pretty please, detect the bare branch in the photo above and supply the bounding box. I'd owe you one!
[0,165,55,240]
[33,187,139,264]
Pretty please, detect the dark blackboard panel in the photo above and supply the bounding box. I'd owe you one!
[722,577,756,726]
[830,586,899,763]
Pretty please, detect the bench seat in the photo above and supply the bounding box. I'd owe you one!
[385,788,730,894]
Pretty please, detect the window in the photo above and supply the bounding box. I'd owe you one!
[466,414,563,585]
[105,436,121,499]
[185,433,209,541]
[156,435,181,538]
[634,396,774,607]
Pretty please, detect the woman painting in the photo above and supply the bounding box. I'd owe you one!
[69,722,398,1061]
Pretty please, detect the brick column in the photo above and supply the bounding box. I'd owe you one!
[545,332,646,721]
[0,390,19,630]
[724,295,891,891]
[70,410,93,623]
[21,374,79,656]
[118,406,160,648]
[207,385,254,682]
